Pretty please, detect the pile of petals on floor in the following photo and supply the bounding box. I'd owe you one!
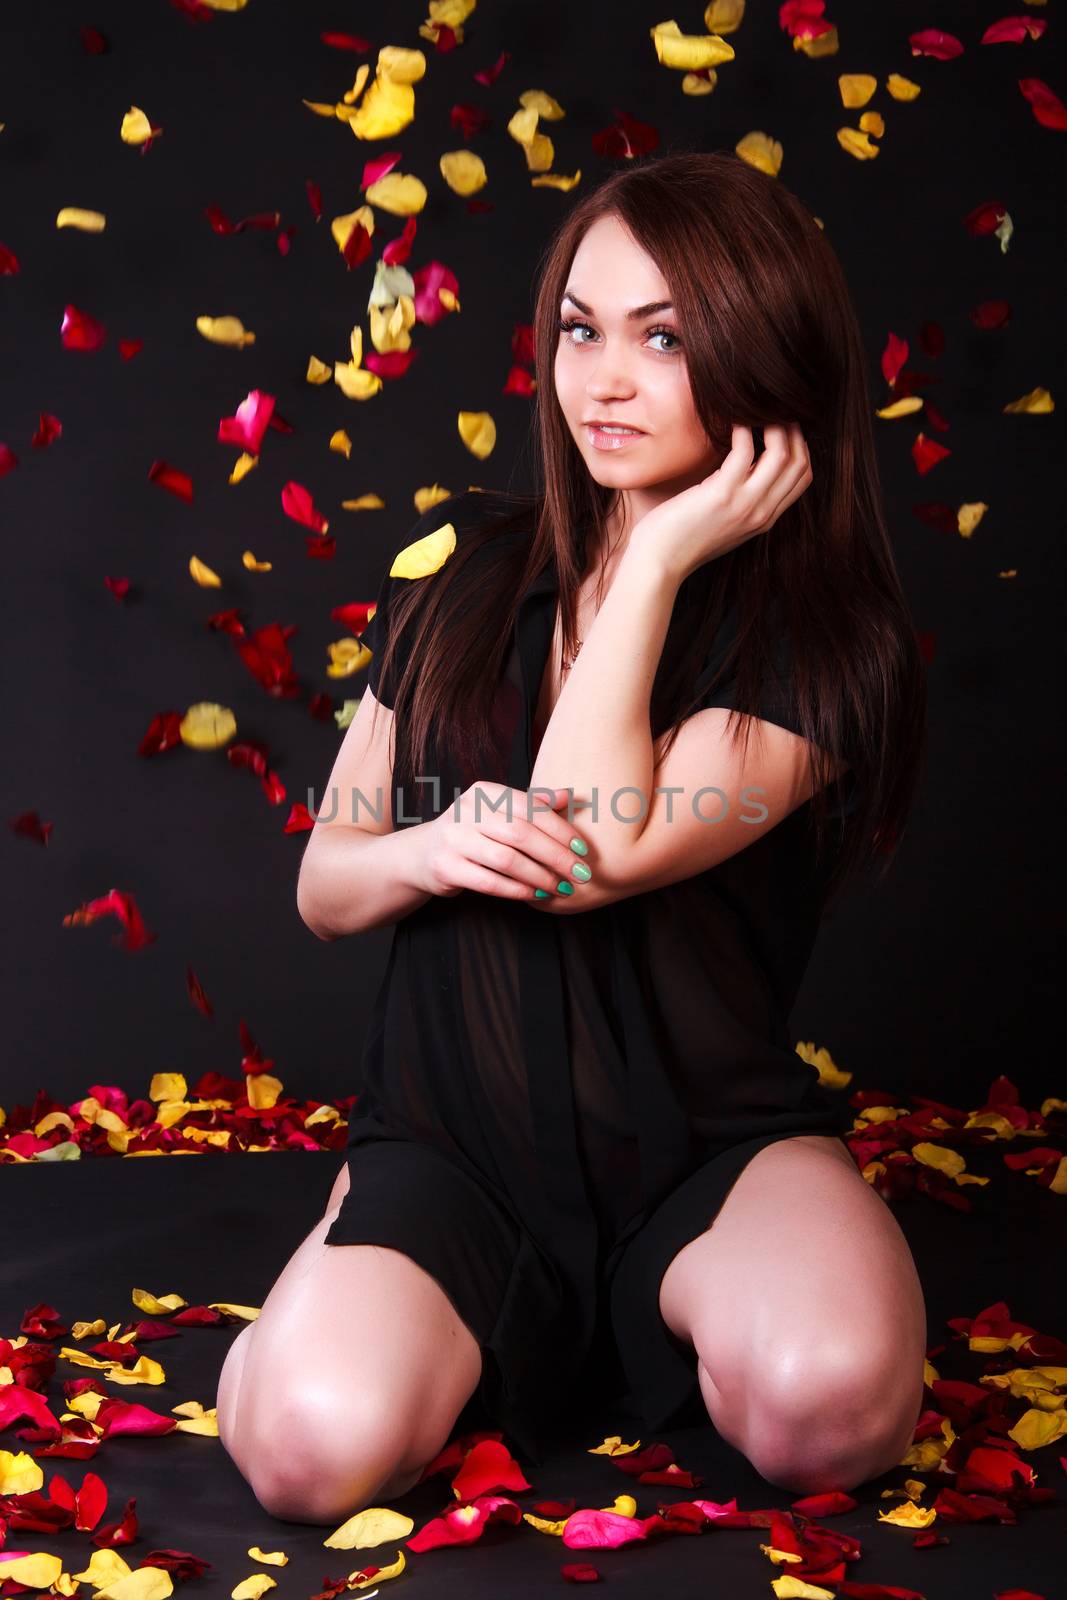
[1,1293,1064,1591]
[2,1066,1064,1207]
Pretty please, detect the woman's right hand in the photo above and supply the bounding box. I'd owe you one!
[408,782,593,903]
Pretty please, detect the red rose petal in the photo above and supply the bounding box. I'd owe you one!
[147,460,194,502]
[60,304,107,351]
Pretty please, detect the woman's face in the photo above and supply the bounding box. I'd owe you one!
[553,213,722,523]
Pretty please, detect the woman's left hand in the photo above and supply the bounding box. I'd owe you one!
[631,422,813,586]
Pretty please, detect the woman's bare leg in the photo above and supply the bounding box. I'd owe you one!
[216,1159,485,1522]
[658,1134,927,1493]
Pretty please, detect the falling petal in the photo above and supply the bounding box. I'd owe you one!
[61,304,107,351]
[329,429,353,457]
[56,207,107,232]
[1018,77,1067,130]
[229,452,258,484]
[306,355,333,383]
[148,460,194,502]
[0,241,20,273]
[242,551,272,571]
[218,388,276,454]
[457,410,496,459]
[281,481,329,532]
[118,338,144,360]
[838,74,877,108]
[364,171,428,215]
[196,314,255,347]
[439,150,488,195]
[736,131,783,176]
[189,556,222,587]
[120,106,161,145]
[887,73,922,100]
[1003,385,1053,413]
[0,443,18,476]
[179,703,237,750]
[650,20,734,71]
[908,28,964,61]
[31,412,62,448]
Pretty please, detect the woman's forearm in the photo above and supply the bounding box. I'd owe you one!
[297,824,433,940]
[529,538,680,865]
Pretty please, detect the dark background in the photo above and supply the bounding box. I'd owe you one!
[2,0,1063,1131]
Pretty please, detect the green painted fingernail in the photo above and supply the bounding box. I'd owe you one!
[534,888,552,898]
[569,838,588,855]
[556,880,575,895]
[571,862,591,881]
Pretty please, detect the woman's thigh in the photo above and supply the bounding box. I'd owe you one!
[216,1159,485,1522]
[657,1134,927,1424]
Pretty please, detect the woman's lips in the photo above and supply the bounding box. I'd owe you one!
[585,424,646,450]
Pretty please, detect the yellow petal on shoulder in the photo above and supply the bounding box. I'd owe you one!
[324,1506,414,1548]
[837,126,880,160]
[518,89,566,120]
[457,411,496,460]
[838,74,877,108]
[196,315,255,347]
[877,1499,937,1529]
[120,106,154,145]
[736,131,783,177]
[189,556,222,587]
[230,1578,275,1600]
[650,19,735,71]
[887,74,922,101]
[365,171,428,215]
[0,1555,64,1588]
[957,502,988,538]
[229,452,258,484]
[56,207,106,232]
[242,551,272,571]
[390,518,458,579]
[180,703,237,751]
[531,169,582,190]
[440,149,488,195]
[876,396,924,419]
[327,638,372,679]
[330,429,353,458]
[306,355,333,384]
[1004,385,1053,413]
[0,1451,45,1495]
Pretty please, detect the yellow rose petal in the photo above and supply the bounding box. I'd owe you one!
[120,107,154,145]
[242,551,272,571]
[1004,385,1053,414]
[439,150,488,196]
[335,361,381,399]
[0,1449,45,1495]
[705,0,745,32]
[330,429,353,458]
[180,703,237,751]
[189,556,222,588]
[0,1555,64,1588]
[518,88,565,120]
[196,315,255,348]
[303,100,338,118]
[324,1506,414,1547]
[957,502,988,538]
[197,0,249,10]
[247,1551,288,1567]
[859,110,885,137]
[682,73,717,96]
[837,127,880,160]
[56,207,107,232]
[306,355,333,384]
[839,74,877,108]
[876,396,924,419]
[365,171,428,215]
[797,25,840,59]
[650,19,734,71]
[230,1579,275,1600]
[390,519,458,579]
[327,637,372,679]
[330,206,375,257]
[887,74,922,101]
[348,75,416,140]
[531,169,582,190]
[877,1498,937,1528]
[229,453,258,484]
[457,410,496,459]
[736,131,783,177]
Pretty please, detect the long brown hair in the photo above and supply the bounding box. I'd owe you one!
[370,150,927,909]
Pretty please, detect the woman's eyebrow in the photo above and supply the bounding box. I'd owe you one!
[561,290,674,321]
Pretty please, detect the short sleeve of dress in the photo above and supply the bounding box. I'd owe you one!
[693,599,805,740]
[692,599,859,820]
[360,492,476,709]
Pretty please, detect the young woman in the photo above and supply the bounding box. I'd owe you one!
[217,151,929,1523]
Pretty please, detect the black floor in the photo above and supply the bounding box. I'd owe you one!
[4,1137,1064,1596]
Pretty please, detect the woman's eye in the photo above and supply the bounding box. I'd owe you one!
[556,317,681,355]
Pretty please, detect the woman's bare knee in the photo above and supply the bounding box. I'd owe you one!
[219,1213,484,1522]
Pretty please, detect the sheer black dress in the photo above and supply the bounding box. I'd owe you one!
[324,490,857,1465]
